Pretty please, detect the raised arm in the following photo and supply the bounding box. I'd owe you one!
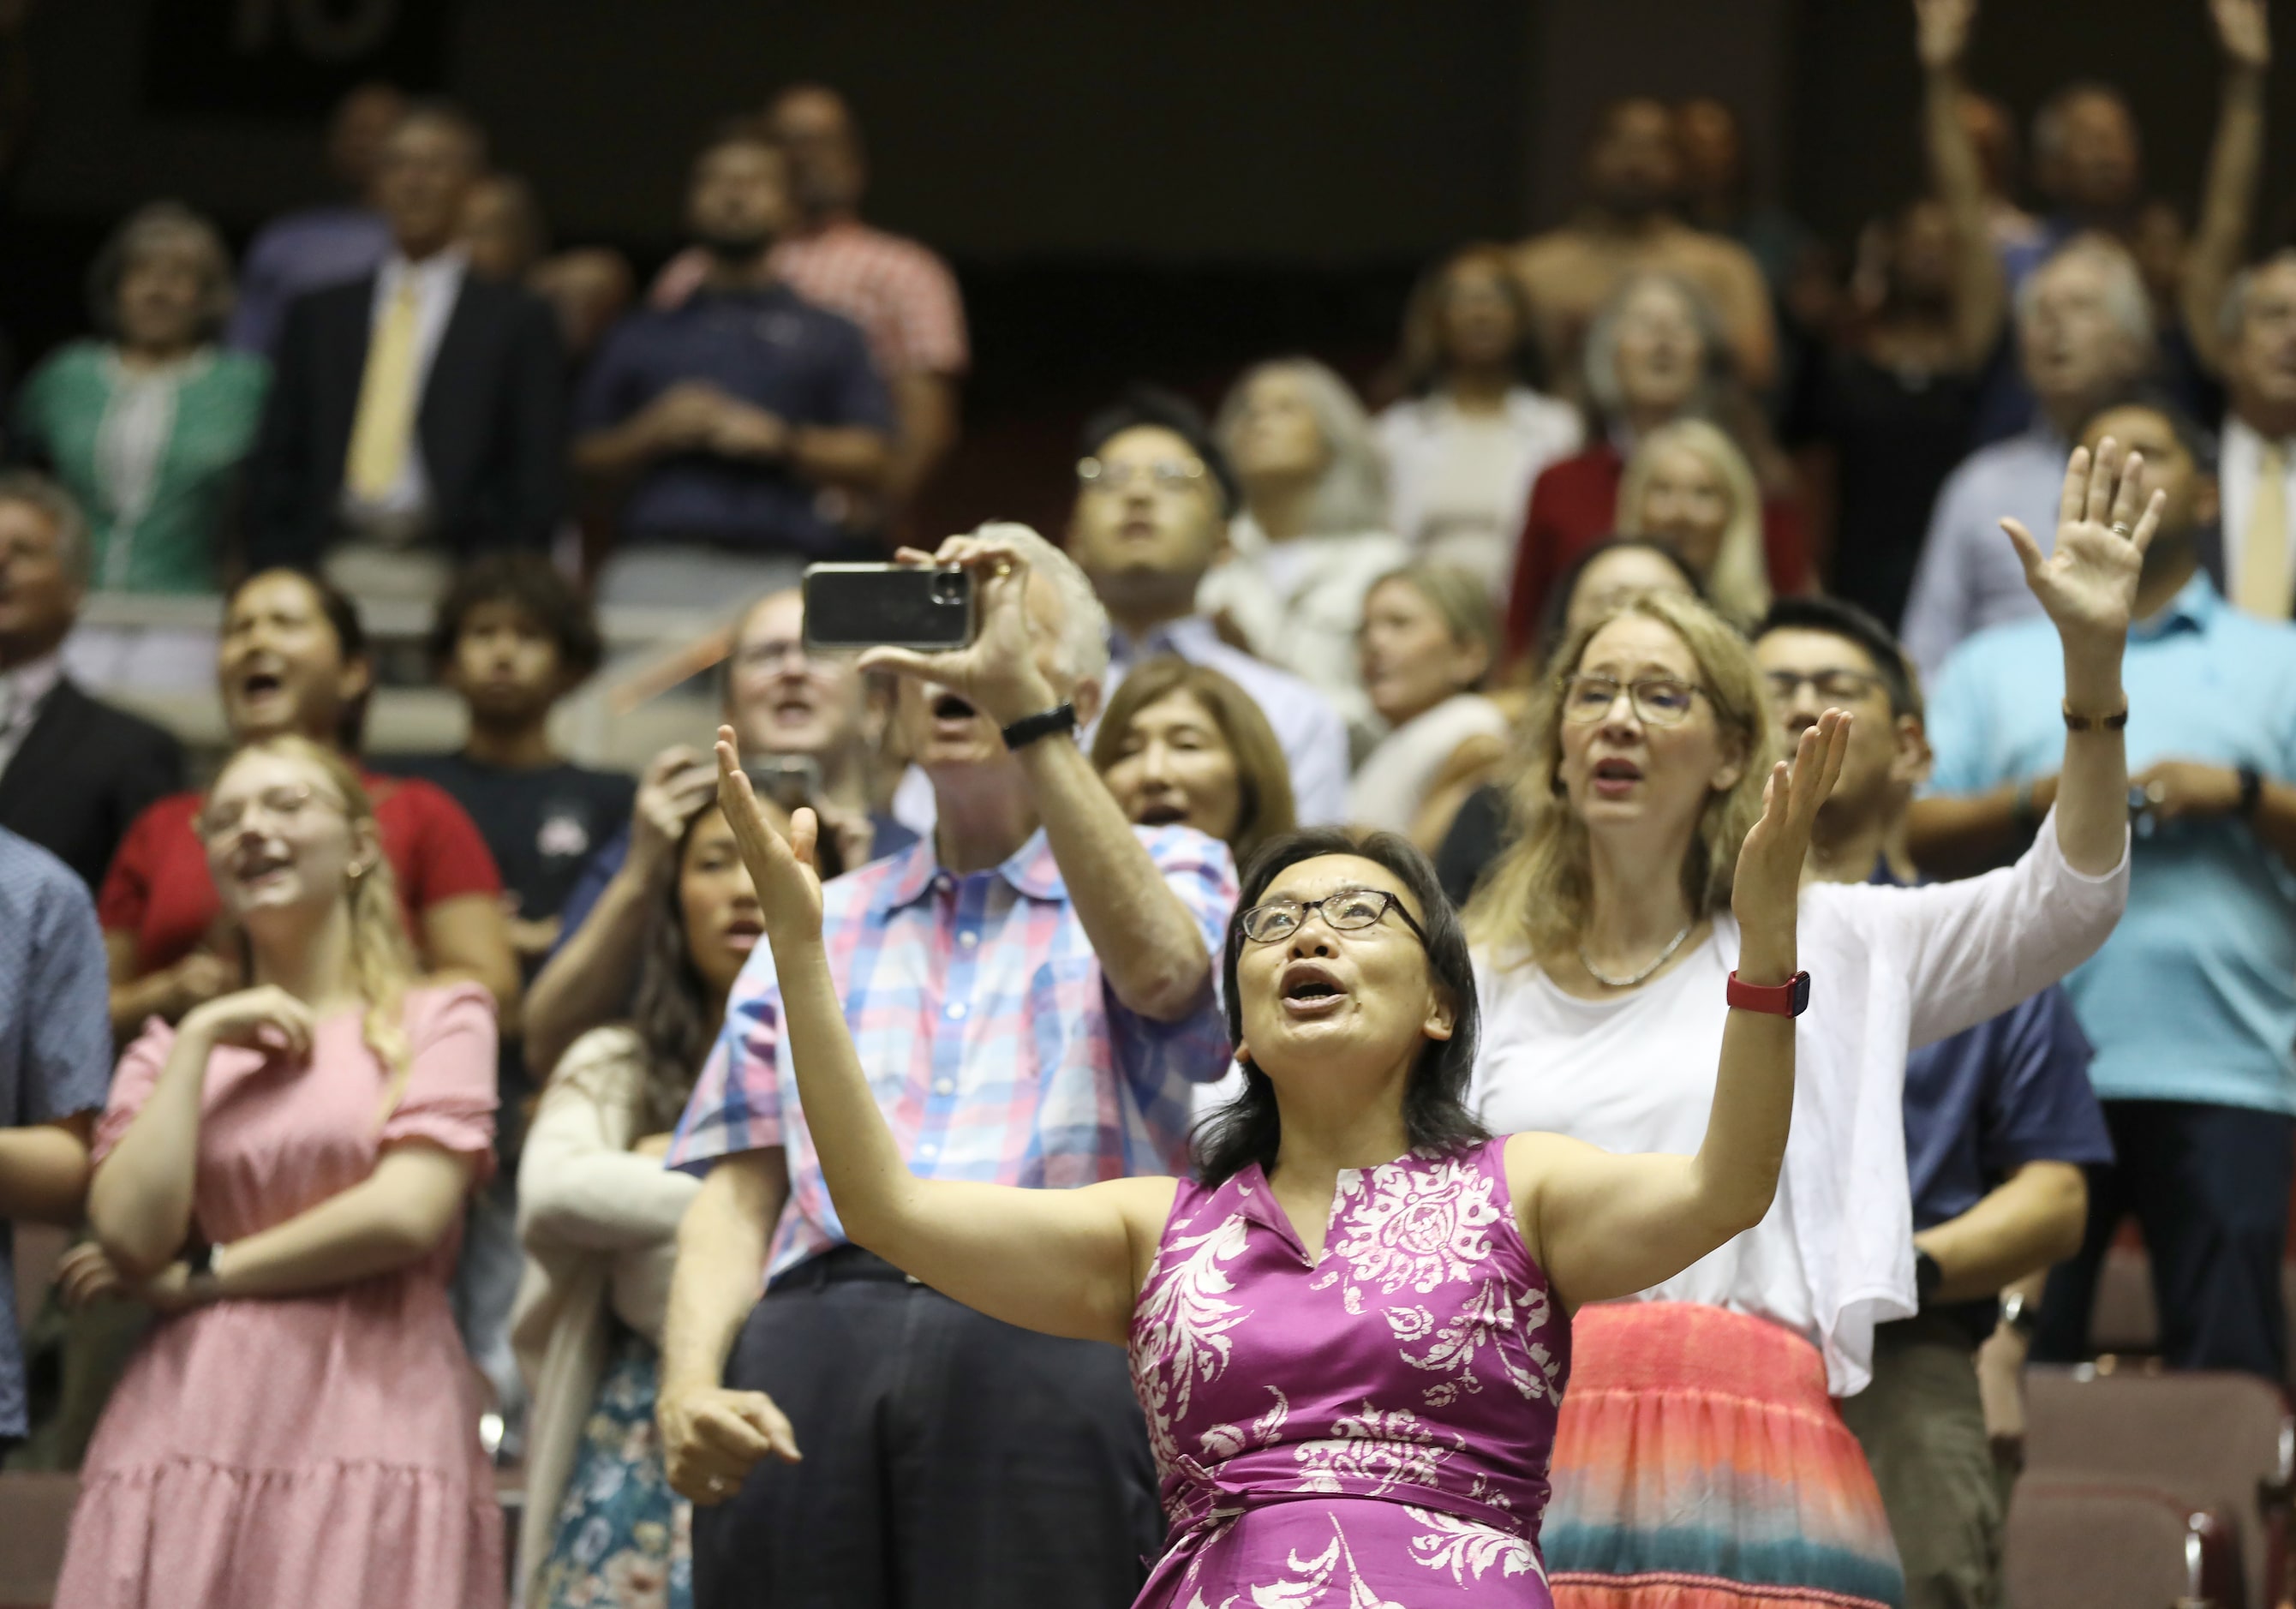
[2182,0,2271,375]
[860,537,1217,1021]
[1509,712,1851,1309]
[708,731,1176,1345]
[1916,0,2008,367]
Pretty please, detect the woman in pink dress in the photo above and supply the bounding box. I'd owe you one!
[51,734,504,1609]
[686,590,1849,1609]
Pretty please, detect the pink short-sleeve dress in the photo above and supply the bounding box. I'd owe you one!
[55,984,505,1609]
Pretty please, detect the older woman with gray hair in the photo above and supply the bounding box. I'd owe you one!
[1197,356,1407,734]
[1498,271,1807,662]
[14,201,269,597]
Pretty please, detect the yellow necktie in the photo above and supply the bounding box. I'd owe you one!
[345,279,422,502]
[2235,440,2291,620]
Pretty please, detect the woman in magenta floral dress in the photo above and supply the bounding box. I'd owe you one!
[689,691,1848,1606]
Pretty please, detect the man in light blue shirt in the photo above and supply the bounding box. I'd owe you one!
[1918,397,2296,1379]
[1069,387,1352,824]
[1901,236,2155,681]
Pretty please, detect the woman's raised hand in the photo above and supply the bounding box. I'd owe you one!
[714,726,825,947]
[2002,437,2163,661]
[1731,709,1853,944]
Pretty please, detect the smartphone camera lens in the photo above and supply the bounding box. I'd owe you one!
[930,571,966,606]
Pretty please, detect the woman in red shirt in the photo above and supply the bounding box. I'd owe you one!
[99,569,519,1041]
[1502,271,1808,661]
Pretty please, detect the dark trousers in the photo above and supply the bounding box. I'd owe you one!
[692,1247,1163,1609]
[2036,1098,2295,1380]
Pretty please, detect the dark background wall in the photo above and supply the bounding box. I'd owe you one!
[5,0,2288,534]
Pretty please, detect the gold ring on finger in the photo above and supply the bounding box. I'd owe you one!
[2110,523,2133,539]
[992,561,1012,577]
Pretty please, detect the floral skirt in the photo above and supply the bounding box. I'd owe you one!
[1543,1303,1904,1609]
[534,1329,692,1609]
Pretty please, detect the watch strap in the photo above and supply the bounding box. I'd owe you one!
[2061,697,2130,733]
[2239,764,2264,821]
[1725,969,1811,1017]
[1001,703,1079,751]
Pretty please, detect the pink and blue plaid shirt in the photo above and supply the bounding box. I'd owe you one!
[668,823,1237,1281]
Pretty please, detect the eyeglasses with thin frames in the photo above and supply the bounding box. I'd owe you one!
[197,783,347,842]
[1559,673,1707,728]
[1077,458,1210,496]
[1239,888,1429,947]
[1762,667,1887,705]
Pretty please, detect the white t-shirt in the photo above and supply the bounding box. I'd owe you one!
[1471,810,2128,1395]
[1473,929,1817,1342]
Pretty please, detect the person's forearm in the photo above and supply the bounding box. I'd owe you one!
[0,1124,94,1224]
[1916,1161,2088,1302]
[661,1157,784,1399]
[1904,778,2059,878]
[888,374,958,502]
[2252,776,2296,870]
[87,1025,217,1277]
[774,940,922,1253]
[1689,924,1798,1236]
[1017,735,1212,1021]
[2183,63,2267,374]
[2052,646,2131,876]
[790,427,893,493]
[522,1139,703,1253]
[572,421,664,482]
[1924,57,2007,364]
[524,862,664,1077]
[207,1147,470,1299]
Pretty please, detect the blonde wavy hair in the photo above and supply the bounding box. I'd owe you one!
[1462,590,1779,966]
[209,736,421,1112]
[1616,418,1771,628]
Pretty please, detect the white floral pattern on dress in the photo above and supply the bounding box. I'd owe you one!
[1406,1505,1542,1587]
[1182,1515,1409,1609]
[1292,1403,1463,1498]
[1133,1210,1256,1468]
[1312,1154,1506,1301]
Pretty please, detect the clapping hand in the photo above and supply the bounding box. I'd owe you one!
[1732,709,1854,946]
[715,727,825,948]
[857,535,1060,727]
[2002,437,2163,666]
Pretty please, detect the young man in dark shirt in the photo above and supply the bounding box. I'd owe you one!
[382,552,635,1455]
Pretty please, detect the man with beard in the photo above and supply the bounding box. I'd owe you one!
[1512,96,1780,392]
[573,121,894,609]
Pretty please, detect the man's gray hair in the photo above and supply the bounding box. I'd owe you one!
[2218,248,2296,348]
[977,521,1111,689]
[1214,357,1390,537]
[1581,271,1731,424]
[0,470,91,587]
[2016,233,2153,355]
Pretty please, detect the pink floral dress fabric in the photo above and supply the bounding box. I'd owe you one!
[1128,1136,1567,1608]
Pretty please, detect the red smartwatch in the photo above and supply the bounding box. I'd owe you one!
[1727,970,1811,1017]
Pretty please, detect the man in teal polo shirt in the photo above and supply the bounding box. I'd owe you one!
[1916,394,2296,1379]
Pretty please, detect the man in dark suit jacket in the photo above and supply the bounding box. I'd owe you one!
[0,474,182,890]
[248,100,565,573]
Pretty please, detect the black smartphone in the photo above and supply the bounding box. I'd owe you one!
[744,754,824,812]
[801,564,977,652]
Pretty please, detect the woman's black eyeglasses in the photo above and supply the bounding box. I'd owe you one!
[1239,888,1428,946]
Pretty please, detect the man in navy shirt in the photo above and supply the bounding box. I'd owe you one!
[573,118,895,610]
[1756,596,2112,1609]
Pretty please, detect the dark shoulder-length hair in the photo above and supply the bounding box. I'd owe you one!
[1090,655,1298,868]
[1390,242,1548,399]
[1193,828,1488,1187]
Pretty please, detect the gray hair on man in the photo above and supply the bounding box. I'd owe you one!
[0,470,93,589]
[2016,232,2154,354]
[1581,270,1732,424]
[2218,247,2296,349]
[974,521,1111,690]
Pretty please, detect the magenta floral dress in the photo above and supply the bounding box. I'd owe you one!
[1128,1136,1568,1608]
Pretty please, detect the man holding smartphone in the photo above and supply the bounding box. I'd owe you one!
[658,523,1236,1609]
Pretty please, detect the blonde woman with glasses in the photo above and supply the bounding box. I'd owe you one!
[1463,440,2153,1609]
[52,736,505,1608]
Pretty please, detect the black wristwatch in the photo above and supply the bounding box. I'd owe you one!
[1002,703,1079,751]
[1914,1247,1944,1308]
[2238,764,2264,822]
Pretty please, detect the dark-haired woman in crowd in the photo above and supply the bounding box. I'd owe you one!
[691,709,1847,1607]
[1374,245,1583,595]
[1502,272,1808,662]
[54,737,504,1607]
[1462,442,2150,1609]
[1093,655,1298,872]
[513,797,788,1609]
[1433,538,1703,908]
[99,567,517,1044]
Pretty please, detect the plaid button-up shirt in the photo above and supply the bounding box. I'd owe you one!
[668,824,1236,1281]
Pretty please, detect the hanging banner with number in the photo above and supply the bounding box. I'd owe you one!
[145,0,453,118]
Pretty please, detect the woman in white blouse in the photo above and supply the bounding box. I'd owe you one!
[1463,440,2153,1609]
[512,800,768,1608]
[1374,244,1583,596]
[1346,562,1510,853]
[1198,357,1406,735]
